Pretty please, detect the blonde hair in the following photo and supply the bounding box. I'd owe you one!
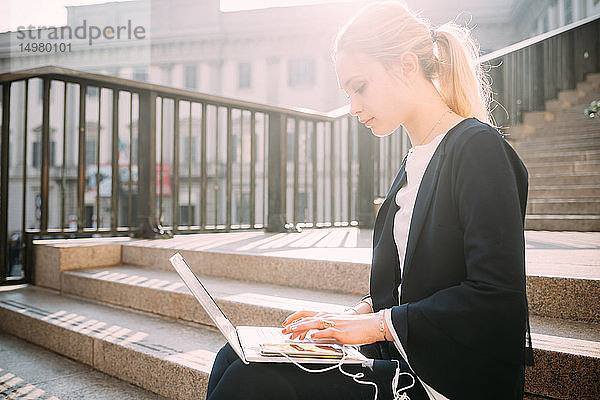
[334,1,492,125]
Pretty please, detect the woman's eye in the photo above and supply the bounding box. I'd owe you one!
[354,83,366,94]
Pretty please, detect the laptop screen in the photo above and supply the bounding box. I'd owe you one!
[169,252,246,363]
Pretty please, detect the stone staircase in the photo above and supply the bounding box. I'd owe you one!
[507,72,600,231]
[0,229,598,399]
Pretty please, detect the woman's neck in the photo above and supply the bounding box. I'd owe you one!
[402,81,464,146]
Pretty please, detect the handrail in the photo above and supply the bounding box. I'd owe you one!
[480,14,600,63]
[0,65,335,121]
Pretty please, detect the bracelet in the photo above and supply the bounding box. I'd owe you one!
[344,307,359,314]
[378,311,389,341]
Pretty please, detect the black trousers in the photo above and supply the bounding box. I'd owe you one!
[206,343,430,400]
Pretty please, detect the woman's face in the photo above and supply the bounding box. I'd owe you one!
[335,51,408,136]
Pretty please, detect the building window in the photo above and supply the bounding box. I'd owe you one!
[86,138,97,165]
[133,68,148,82]
[32,140,56,168]
[238,62,251,89]
[181,136,198,164]
[288,59,315,86]
[179,205,195,225]
[184,65,197,90]
[564,0,573,24]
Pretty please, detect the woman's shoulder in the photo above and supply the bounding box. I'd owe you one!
[444,117,512,156]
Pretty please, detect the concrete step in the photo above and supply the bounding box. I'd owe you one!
[524,160,600,175]
[0,286,225,399]
[120,240,371,296]
[61,265,355,328]
[520,150,600,165]
[65,259,600,324]
[515,131,600,146]
[586,72,600,84]
[526,315,600,399]
[527,198,600,215]
[1,286,598,400]
[528,172,600,186]
[0,330,162,400]
[525,214,600,231]
[528,185,600,199]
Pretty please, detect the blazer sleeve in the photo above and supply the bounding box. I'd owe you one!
[389,130,529,367]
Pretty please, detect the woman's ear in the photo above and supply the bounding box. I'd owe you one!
[391,52,419,87]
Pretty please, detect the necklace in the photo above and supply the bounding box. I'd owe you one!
[414,108,453,147]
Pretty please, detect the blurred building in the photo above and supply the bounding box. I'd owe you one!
[0,0,598,235]
[1,0,599,112]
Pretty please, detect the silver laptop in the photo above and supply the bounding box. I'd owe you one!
[169,252,367,365]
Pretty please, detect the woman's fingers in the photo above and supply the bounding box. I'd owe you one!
[309,328,340,340]
[282,310,318,326]
[282,316,338,335]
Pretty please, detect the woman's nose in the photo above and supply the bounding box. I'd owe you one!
[349,98,362,116]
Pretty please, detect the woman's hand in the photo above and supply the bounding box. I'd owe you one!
[281,310,388,345]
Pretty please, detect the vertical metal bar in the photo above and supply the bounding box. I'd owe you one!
[266,112,286,232]
[173,99,180,232]
[321,122,326,224]
[293,118,299,225]
[0,83,11,281]
[96,88,101,231]
[263,113,268,228]
[159,97,164,225]
[188,101,192,228]
[239,110,244,227]
[357,123,374,228]
[40,78,50,233]
[226,107,232,229]
[346,116,352,224]
[215,106,219,228]
[200,103,207,229]
[250,111,256,228]
[135,90,160,238]
[329,122,335,226]
[61,82,67,230]
[304,121,308,225]
[78,84,86,231]
[21,80,29,252]
[128,93,133,230]
[312,121,317,228]
[111,90,119,231]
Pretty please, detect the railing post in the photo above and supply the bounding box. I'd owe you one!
[266,111,287,232]
[40,78,50,232]
[135,90,171,238]
[0,83,10,283]
[532,43,545,111]
[357,123,375,228]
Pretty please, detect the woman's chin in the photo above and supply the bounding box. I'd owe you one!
[370,125,395,137]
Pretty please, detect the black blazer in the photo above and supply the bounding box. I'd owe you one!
[370,118,530,399]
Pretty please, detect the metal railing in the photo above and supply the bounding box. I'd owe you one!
[0,66,407,285]
[481,14,599,128]
[2,14,597,285]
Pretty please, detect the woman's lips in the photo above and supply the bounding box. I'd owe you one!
[364,117,374,127]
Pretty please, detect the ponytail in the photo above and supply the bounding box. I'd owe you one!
[335,1,492,125]
[433,25,492,124]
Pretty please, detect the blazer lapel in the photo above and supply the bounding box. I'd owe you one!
[401,144,447,284]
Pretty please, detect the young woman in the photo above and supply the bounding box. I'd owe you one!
[206,2,532,399]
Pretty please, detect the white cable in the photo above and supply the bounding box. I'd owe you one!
[273,346,416,400]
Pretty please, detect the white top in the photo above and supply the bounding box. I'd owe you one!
[384,131,450,400]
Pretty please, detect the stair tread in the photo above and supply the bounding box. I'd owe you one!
[530,315,600,357]
[65,264,357,313]
[1,286,598,361]
[0,286,224,374]
[0,331,163,400]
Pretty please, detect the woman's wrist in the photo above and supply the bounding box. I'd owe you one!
[377,310,391,341]
[347,300,373,315]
